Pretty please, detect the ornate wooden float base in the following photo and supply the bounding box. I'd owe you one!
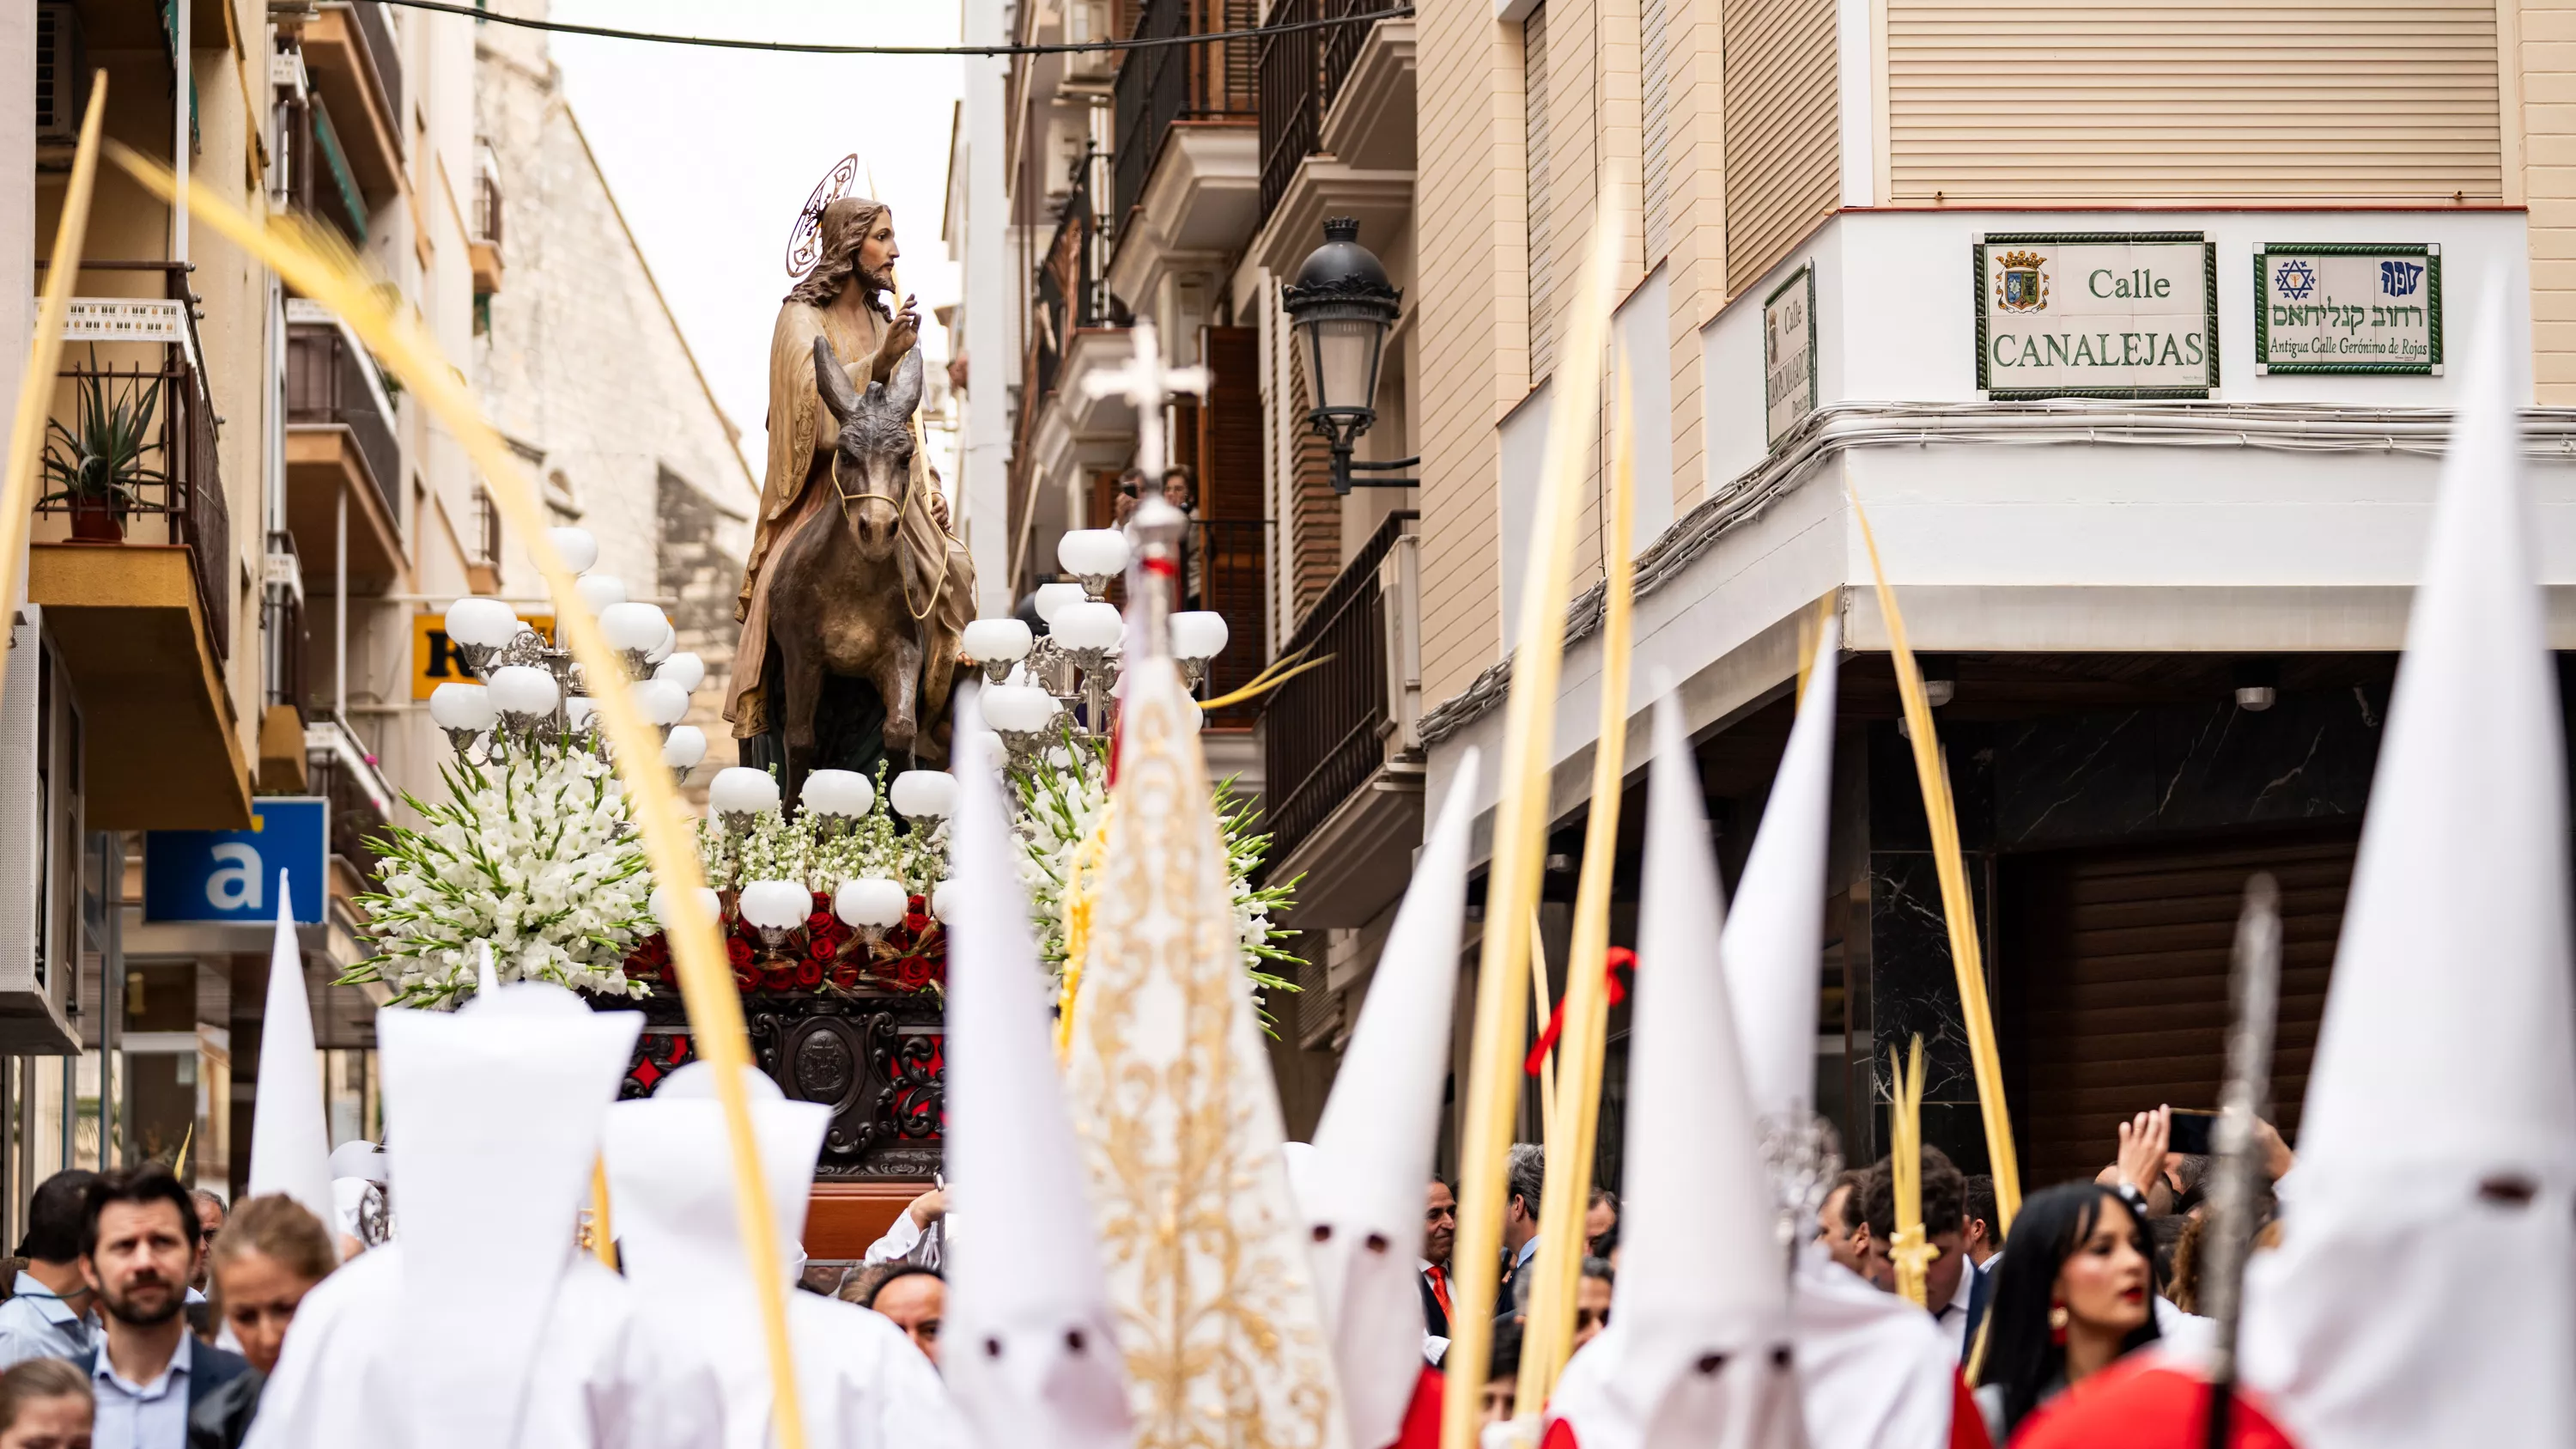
[601,989,945,1184]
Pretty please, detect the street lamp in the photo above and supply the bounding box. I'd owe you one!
[1282,217,1416,493]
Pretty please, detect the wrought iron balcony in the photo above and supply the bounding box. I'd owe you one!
[1111,0,1261,224]
[1261,510,1419,868]
[1258,0,1376,220]
[286,320,399,518]
[33,262,231,661]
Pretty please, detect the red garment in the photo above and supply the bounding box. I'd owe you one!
[1951,1369,1997,1449]
[1387,1367,1446,1449]
[2008,1360,2300,1449]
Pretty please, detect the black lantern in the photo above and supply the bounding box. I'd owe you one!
[1282,217,1417,492]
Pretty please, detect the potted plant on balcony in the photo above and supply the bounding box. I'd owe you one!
[41,348,166,542]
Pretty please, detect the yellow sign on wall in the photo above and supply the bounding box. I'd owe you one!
[413,612,552,698]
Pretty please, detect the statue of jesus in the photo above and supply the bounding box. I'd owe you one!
[726,196,975,782]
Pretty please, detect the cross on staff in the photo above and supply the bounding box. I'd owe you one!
[1081,318,1208,478]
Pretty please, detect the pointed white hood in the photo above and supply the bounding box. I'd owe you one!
[605,1062,836,1449]
[247,875,336,1231]
[374,983,642,1445]
[1305,752,1478,1449]
[941,685,1133,1449]
[2245,283,2576,1447]
[1547,696,1798,1449]
[1722,617,1840,1126]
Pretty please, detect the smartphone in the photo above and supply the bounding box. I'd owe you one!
[2166,1109,2217,1156]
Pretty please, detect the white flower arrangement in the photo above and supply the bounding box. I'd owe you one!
[350,732,1297,1010]
[1012,734,1298,998]
[344,737,654,1008]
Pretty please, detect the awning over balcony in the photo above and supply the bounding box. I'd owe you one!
[31,544,252,830]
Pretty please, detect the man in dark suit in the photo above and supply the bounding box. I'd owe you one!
[1419,1179,1457,1340]
[76,1166,253,1449]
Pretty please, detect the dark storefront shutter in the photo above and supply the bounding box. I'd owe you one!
[2004,829,2358,1193]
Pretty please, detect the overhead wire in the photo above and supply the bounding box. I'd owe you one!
[375,0,1415,58]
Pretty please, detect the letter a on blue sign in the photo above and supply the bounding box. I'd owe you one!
[143,799,328,925]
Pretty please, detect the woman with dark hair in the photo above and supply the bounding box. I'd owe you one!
[1973,1181,2160,1443]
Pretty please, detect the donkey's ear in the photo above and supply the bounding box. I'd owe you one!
[813,335,863,424]
[887,345,926,420]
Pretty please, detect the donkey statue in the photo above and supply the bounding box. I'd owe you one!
[764,337,963,798]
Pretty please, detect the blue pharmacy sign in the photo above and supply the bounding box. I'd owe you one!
[143,798,329,925]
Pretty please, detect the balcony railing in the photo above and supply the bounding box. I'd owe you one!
[286,319,401,521]
[1033,168,1108,405]
[33,262,232,662]
[1112,0,1261,223]
[1261,510,1418,866]
[264,533,307,727]
[337,1,403,123]
[1193,518,1267,725]
[1258,0,1372,220]
[305,715,391,886]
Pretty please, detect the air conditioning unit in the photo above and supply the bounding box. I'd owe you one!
[0,607,82,1053]
[35,3,88,147]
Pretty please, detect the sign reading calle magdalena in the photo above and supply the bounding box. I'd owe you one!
[1975,233,2219,399]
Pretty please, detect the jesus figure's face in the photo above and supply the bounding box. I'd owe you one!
[857,210,901,289]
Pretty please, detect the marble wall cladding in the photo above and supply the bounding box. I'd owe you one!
[1851,689,2388,1170]
[1990,685,2386,849]
[1865,849,1994,1111]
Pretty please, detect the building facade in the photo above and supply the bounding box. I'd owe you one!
[1407,0,2576,1178]
[958,0,2576,1167]
[1,0,752,1233]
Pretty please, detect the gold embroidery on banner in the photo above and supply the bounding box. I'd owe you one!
[1067,661,1341,1449]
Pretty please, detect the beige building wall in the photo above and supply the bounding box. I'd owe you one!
[1417,0,2576,711]
[1887,2,2504,205]
[2523,0,2576,400]
[1416,2,1528,700]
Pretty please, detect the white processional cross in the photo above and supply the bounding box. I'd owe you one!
[1082,319,1209,479]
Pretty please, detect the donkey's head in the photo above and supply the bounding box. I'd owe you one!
[813,336,923,561]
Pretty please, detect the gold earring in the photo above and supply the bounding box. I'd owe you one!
[2048,1304,2070,1337]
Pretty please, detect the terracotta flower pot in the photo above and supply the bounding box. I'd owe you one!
[67,497,124,542]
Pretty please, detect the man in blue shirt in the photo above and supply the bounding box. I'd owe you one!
[0,1170,98,1367]
[76,1167,249,1449]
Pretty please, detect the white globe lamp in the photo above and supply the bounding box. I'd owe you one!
[546,526,599,575]
[661,725,708,773]
[656,652,708,693]
[834,877,908,935]
[889,770,957,823]
[709,766,782,831]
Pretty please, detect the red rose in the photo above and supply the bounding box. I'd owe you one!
[902,911,930,935]
[725,938,753,967]
[896,957,932,989]
[830,965,860,990]
[794,958,823,988]
[732,963,759,991]
[806,937,835,964]
[806,912,834,936]
[763,965,796,992]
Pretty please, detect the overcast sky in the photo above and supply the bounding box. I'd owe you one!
[548,0,967,474]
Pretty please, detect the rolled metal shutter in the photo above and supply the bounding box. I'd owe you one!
[2003,828,2358,1193]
